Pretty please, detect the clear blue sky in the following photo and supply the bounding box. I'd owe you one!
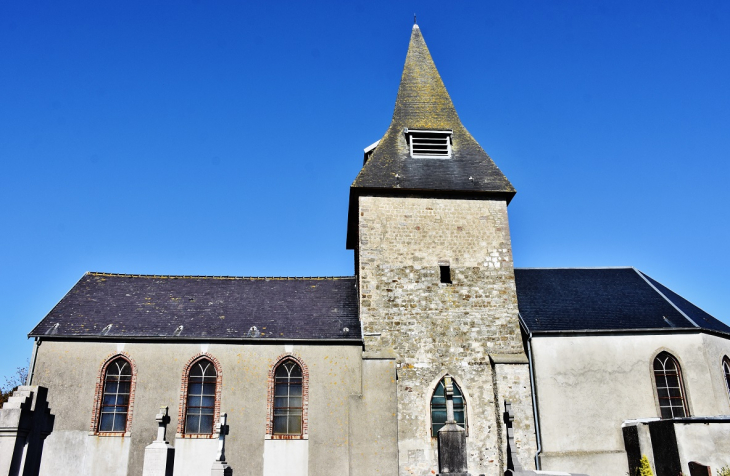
[1,1,728,382]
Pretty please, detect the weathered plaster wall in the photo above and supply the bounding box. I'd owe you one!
[31,340,375,476]
[357,196,535,476]
[674,422,730,471]
[349,358,399,476]
[532,332,730,475]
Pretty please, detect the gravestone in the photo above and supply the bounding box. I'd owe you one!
[142,406,175,476]
[211,413,232,476]
[437,376,470,476]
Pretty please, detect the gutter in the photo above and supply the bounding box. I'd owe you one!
[519,314,542,470]
[528,327,730,340]
[26,335,365,346]
[26,338,40,385]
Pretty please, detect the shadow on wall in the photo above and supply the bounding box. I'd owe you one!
[0,386,55,476]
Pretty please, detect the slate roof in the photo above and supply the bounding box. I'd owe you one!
[29,268,728,341]
[347,25,515,249]
[515,268,730,334]
[29,273,360,341]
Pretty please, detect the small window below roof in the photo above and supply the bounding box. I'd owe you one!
[405,129,452,158]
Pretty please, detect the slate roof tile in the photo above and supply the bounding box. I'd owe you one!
[29,273,360,341]
[515,268,730,334]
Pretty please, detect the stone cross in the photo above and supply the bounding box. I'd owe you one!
[503,401,524,472]
[155,406,170,443]
[444,375,456,424]
[215,413,229,463]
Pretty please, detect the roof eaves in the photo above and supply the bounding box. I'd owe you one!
[527,327,730,338]
[87,272,355,281]
[29,335,365,345]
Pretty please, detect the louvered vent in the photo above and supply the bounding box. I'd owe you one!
[406,129,452,158]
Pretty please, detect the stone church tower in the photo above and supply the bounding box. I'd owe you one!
[347,24,537,476]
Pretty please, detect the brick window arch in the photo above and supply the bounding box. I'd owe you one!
[90,352,137,435]
[266,354,309,439]
[177,353,223,437]
[653,352,689,419]
[723,356,730,399]
[430,376,467,436]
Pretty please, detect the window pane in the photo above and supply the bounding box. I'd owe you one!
[273,415,288,434]
[201,396,216,408]
[432,410,447,424]
[274,397,288,407]
[188,396,202,408]
[188,383,203,395]
[200,415,214,433]
[102,394,116,406]
[186,415,200,433]
[288,415,302,434]
[99,414,114,432]
[113,413,126,432]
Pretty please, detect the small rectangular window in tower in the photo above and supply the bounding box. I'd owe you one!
[406,129,452,158]
[440,265,452,284]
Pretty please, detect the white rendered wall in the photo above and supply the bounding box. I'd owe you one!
[531,332,730,475]
[263,439,308,476]
[38,431,130,476]
[172,438,218,476]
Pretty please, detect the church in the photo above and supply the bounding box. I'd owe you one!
[3,23,730,476]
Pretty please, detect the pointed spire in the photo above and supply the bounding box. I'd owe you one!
[347,25,515,249]
[391,24,460,131]
[350,25,514,195]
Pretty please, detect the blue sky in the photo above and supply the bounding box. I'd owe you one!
[1,1,728,382]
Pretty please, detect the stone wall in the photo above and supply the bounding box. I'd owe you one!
[357,195,535,476]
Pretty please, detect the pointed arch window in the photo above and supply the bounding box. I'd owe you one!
[184,359,218,434]
[723,356,730,399]
[430,377,467,436]
[273,360,303,436]
[98,357,133,433]
[654,352,689,419]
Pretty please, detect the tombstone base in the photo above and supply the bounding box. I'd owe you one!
[437,422,469,475]
[142,442,174,476]
[211,461,233,476]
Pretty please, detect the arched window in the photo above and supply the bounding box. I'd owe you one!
[98,357,133,433]
[723,356,730,399]
[430,376,467,436]
[653,352,689,419]
[184,359,218,434]
[273,360,303,436]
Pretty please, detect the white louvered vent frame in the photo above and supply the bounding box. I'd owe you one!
[405,129,453,158]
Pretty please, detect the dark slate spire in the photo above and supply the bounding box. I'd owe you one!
[346,24,515,248]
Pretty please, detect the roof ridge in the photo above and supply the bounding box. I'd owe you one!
[632,269,700,328]
[87,272,356,280]
[515,266,634,270]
